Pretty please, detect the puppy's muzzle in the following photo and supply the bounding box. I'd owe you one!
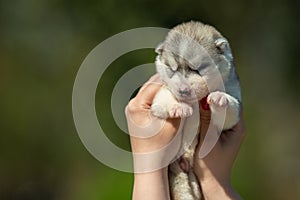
[178,86,192,97]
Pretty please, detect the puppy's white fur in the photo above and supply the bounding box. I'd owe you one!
[151,21,241,200]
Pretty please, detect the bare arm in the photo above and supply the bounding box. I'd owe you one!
[194,104,246,200]
[126,75,245,200]
[132,168,170,200]
[126,75,180,200]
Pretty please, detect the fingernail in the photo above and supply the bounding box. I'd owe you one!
[200,96,210,110]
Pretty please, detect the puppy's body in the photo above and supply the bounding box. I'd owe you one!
[151,21,241,200]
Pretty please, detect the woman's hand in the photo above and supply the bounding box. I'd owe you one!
[126,74,181,155]
[126,75,181,200]
[126,74,245,200]
[194,105,246,200]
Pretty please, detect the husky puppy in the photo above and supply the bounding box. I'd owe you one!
[151,21,241,200]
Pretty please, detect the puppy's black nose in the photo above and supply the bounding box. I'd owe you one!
[178,87,191,96]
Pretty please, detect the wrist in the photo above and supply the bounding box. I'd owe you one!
[134,167,168,186]
[132,151,173,173]
[134,167,168,178]
[200,177,242,200]
[133,167,170,200]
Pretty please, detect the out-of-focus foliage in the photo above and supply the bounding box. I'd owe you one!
[1,0,300,199]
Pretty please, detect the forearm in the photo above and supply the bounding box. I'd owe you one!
[132,167,170,200]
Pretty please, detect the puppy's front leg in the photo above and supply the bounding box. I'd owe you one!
[207,91,240,130]
[151,86,193,119]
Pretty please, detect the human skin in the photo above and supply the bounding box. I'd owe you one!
[126,75,180,200]
[126,75,246,200]
[194,107,246,200]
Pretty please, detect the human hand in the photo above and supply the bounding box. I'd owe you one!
[126,74,184,172]
[194,103,246,199]
[126,74,181,155]
[126,74,182,200]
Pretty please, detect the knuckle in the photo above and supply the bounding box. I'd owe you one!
[126,99,140,114]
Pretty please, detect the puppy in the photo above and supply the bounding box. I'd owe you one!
[151,21,241,200]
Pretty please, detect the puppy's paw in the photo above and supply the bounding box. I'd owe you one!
[208,91,240,129]
[151,104,168,119]
[207,91,228,107]
[169,103,193,118]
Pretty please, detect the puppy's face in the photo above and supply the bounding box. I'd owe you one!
[155,22,234,102]
[155,57,209,102]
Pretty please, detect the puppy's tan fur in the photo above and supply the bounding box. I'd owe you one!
[151,21,241,200]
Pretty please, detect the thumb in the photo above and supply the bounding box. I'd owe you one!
[134,74,162,106]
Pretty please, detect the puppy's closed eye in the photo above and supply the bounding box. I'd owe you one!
[199,62,211,69]
[188,67,199,74]
[188,59,212,74]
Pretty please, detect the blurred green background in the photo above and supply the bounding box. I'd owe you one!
[1,0,300,199]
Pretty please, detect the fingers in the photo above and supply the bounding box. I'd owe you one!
[146,73,161,83]
[197,102,246,152]
[133,74,162,106]
[127,74,162,111]
[138,74,161,95]
[198,102,212,146]
[137,82,162,105]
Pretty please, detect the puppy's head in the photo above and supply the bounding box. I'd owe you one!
[155,21,234,102]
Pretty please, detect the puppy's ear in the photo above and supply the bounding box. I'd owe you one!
[155,42,164,54]
[168,56,178,71]
[214,38,233,61]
